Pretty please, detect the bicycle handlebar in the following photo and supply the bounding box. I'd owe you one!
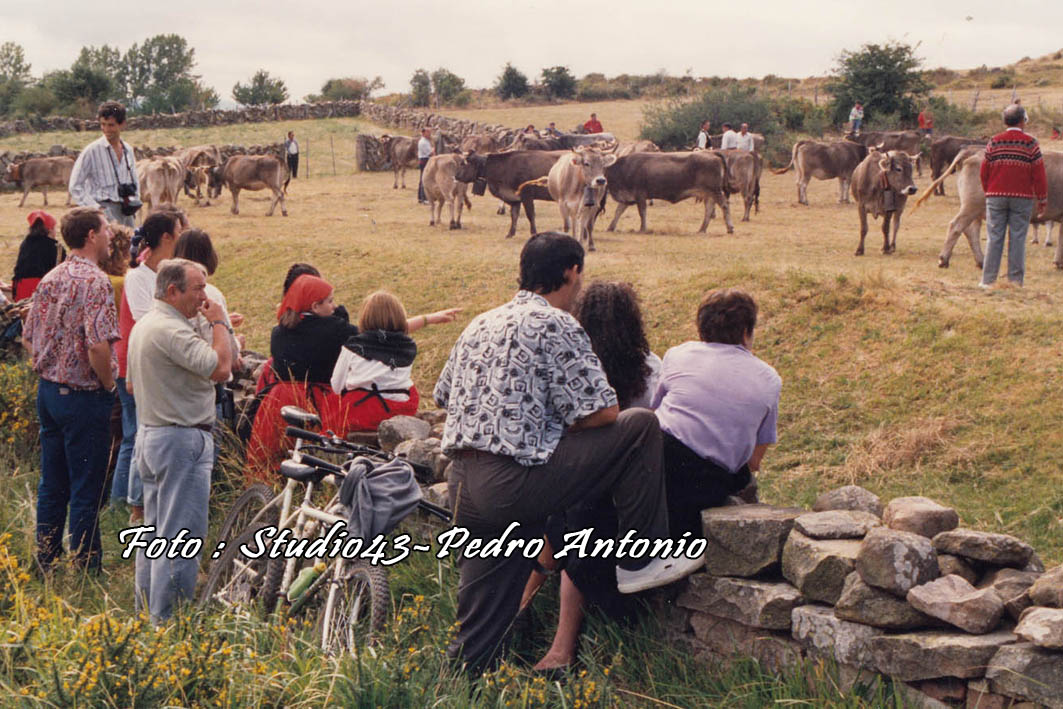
[295,452,345,474]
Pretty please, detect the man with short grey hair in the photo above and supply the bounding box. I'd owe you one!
[127,257,232,622]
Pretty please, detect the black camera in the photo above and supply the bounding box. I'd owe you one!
[117,182,142,216]
[117,182,137,199]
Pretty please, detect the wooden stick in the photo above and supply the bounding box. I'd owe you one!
[330,135,336,176]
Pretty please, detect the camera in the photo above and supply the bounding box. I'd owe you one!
[117,182,142,216]
[117,182,137,199]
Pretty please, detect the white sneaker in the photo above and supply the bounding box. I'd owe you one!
[616,554,705,594]
[978,281,992,289]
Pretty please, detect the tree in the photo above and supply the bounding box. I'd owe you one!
[232,70,288,105]
[119,34,204,111]
[46,65,114,107]
[826,41,931,126]
[0,42,31,84]
[495,63,529,100]
[312,76,384,102]
[540,66,576,100]
[409,69,431,107]
[430,68,465,104]
[13,85,58,118]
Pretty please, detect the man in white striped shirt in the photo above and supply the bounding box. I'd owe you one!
[69,101,141,226]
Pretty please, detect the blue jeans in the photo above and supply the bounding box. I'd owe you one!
[111,377,140,505]
[982,196,1034,286]
[134,425,213,623]
[36,379,115,571]
[852,119,862,133]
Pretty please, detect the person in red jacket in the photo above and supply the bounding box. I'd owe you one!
[918,108,934,138]
[583,113,603,134]
[979,104,1048,288]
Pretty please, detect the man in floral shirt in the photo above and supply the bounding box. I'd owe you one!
[435,232,702,674]
[23,207,119,573]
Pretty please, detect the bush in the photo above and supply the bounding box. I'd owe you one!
[540,66,576,100]
[452,90,473,107]
[495,63,529,100]
[639,85,782,150]
[409,69,431,107]
[989,74,1013,89]
[12,85,56,118]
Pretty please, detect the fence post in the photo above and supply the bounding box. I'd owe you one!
[330,135,336,176]
[970,90,980,112]
[306,138,310,179]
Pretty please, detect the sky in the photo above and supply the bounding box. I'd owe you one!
[5,0,1062,105]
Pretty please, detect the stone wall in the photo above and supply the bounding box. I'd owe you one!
[0,101,362,139]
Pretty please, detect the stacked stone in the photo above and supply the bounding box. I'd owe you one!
[672,486,1063,708]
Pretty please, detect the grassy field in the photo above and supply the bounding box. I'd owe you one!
[1,103,1062,705]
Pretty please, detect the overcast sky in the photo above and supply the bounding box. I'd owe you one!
[5,0,1061,104]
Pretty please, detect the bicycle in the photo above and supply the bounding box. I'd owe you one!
[200,406,451,654]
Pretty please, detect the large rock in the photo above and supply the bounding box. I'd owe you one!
[937,554,979,585]
[884,497,960,539]
[978,568,1041,610]
[377,415,431,452]
[933,529,1034,568]
[793,510,881,540]
[907,575,1005,634]
[870,629,1017,681]
[1015,607,1063,650]
[966,679,1016,709]
[781,531,861,604]
[812,485,884,516]
[1029,565,1063,608]
[394,437,443,481]
[986,642,1063,708]
[835,572,936,630]
[689,612,803,674]
[676,574,806,630]
[856,527,940,597]
[700,504,804,577]
[424,482,450,510]
[791,605,882,669]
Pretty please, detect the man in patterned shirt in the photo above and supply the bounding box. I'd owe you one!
[22,207,119,573]
[435,232,702,674]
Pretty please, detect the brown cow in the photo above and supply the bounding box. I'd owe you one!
[459,134,505,153]
[4,156,75,207]
[454,150,563,237]
[543,143,619,251]
[603,151,733,234]
[616,140,660,157]
[928,135,985,195]
[773,140,868,205]
[137,157,185,214]
[378,134,419,189]
[846,130,924,175]
[850,149,918,256]
[212,155,290,216]
[422,153,472,229]
[717,148,762,221]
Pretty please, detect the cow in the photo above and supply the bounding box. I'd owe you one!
[4,156,75,208]
[849,149,919,256]
[772,140,868,205]
[137,157,185,214]
[378,134,419,189]
[616,140,660,157]
[211,154,290,216]
[603,151,733,235]
[459,133,505,154]
[183,166,211,206]
[422,153,472,230]
[454,150,563,237]
[539,144,619,251]
[717,148,762,221]
[709,132,766,152]
[511,132,617,151]
[915,148,1063,269]
[174,145,222,204]
[928,136,985,195]
[846,130,924,175]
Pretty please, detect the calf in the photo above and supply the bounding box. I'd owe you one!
[850,149,918,255]
[4,157,75,208]
[137,157,185,214]
[422,154,472,229]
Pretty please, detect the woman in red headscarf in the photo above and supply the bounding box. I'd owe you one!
[11,211,65,302]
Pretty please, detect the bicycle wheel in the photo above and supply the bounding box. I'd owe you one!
[217,483,275,545]
[316,560,389,654]
[198,524,279,613]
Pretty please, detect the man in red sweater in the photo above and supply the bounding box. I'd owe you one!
[979,104,1047,288]
[583,113,603,134]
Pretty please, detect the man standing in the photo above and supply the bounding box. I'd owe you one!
[979,104,1047,288]
[736,123,755,151]
[720,123,739,150]
[435,232,702,674]
[127,258,231,622]
[284,131,299,179]
[68,101,141,227]
[696,120,711,150]
[417,127,433,205]
[583,112,603,134]
[918,107,934,139]
[22,207,119,573]
[849,101,864,135]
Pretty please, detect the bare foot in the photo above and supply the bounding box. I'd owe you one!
[129,506,144,524]
[533,651,574,671]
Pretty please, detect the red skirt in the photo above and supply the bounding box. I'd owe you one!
[244,380,343,484]
[13,278,41,302]
[339,386,420,433]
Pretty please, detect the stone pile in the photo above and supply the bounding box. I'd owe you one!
[668,487,1063,708]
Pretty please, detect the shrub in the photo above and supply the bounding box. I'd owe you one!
[640,85,782,150]
[409,69,431,107]
[0,361,38,459]
[540,66,576,100]
[495,63,529,100]
[989,74,1013,89]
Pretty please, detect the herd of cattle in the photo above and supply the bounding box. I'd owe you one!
[5,126,1063,267]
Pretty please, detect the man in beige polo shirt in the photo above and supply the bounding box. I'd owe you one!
[126,258,232,622]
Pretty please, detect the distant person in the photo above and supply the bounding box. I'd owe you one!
[735,123,755,151]
[284,131,299,179]
[720,123,739,150]
[849,101,864,134]
[545,121,561,137]
[696,120,711,150]
[524,124,537,135]
[23,207,119,574]
[583,113,603,134]
[918,108,934,138]
[417,127,433,205]
[12,210,65,302]
[127,258,232,622]
[1052,126,1061,140]
[68,101,141,227]
[979,104,1047,288]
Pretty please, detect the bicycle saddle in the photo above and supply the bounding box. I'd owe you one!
[280,406,321,428]
[279,459,328,483]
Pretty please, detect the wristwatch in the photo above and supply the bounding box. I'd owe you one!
[211,320,234,335]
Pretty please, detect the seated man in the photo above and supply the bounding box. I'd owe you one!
[435,232,701,675]
[652,288,781,536]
